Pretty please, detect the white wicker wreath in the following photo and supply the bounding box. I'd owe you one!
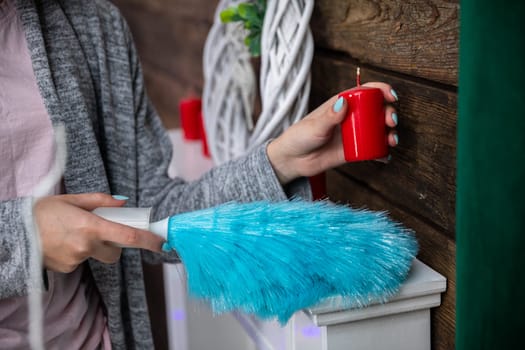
[202,0,314,164]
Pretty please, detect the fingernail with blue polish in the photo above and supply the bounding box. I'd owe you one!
[333,97,344,112]
[391,113,398,126]
[387,154,392,161]
[390,89,399,101]
[112,195,129,201]
[162,242,171,252]
[393,134,399,145]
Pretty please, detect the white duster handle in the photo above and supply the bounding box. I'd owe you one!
[92,207,169,242]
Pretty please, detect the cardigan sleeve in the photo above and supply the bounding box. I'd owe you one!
[0,197,33,298]
[118,19,312,264]
[120,19,311,218]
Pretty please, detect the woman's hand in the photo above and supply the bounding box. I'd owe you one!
[34,193,164,273]
[267,82,399,185]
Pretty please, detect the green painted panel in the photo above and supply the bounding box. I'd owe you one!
[457,1,525,348]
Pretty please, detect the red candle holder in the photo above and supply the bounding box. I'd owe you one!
[179,98,202,141]
[308,172,327,200]
[339,69,388,162]
[199,111,211,158]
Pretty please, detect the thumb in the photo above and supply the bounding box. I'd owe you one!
[310,95,347,137]
[330,96,347,123]
[59,193,128,211]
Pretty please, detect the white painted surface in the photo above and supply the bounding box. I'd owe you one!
[167,129,214,181]
[305,259,446,350]
[164,264,189,350]
[165,130,256,350]
[308,259,447,318]
[322,309,430,350]
[163,130,447,350]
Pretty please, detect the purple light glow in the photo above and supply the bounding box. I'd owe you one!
[301,325,321,338]
[171,309,186,321]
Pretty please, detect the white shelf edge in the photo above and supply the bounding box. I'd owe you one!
[306,259,447,316]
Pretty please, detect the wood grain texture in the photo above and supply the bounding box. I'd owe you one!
[327,170,456,350]
[115,1,212,92]
[311,55,457,238]
[311,0,459,85]
[113,0,219,129]
[142,61,185,129]
[112,0,218,21]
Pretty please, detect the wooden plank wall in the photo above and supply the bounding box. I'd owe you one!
[111,1,458,349]
[310,2,458,349]
[112,0,217,129]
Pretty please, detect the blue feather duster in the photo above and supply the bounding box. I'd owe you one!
[161,199,418,324]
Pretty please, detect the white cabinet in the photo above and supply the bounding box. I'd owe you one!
[164,130,447,350]
[311,258,445,350]
[233,259,446,350]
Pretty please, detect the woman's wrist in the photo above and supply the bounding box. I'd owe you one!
[266,139,297,186]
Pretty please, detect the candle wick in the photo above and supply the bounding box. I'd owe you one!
[356,67,361,86]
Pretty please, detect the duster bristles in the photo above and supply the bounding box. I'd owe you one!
[163,199,418,324]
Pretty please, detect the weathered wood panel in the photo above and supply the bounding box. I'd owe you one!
[113,0,217,128]
[113,0,218,21]
[117,3,211,87]
[311,55,457,238]
[311,0,459,86]
[142,62,184,129]
[327,170,456,350]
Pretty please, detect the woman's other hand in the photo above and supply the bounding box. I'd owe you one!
[267,82,399,185]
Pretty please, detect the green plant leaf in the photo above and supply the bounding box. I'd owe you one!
[238,3,262,27]
[245,32,261,57]
[238,3,256,19]
[221,1,266,57]
[220,7,241,23]
[244,22,262,32]
[255,0,267,12]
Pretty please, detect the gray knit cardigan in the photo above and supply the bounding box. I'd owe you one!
[0,0,310,348]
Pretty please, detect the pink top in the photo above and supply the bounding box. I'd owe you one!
[0,0,111,348]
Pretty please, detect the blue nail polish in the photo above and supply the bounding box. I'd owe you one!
[162,242,171,252]
[333,97,344,112]
[393,134,399,145]
[387,154,392,161]
[112,195,129,201]
[390,89,399,101]
[391,113,398,126]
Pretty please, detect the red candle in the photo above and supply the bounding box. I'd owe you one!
[339,68,388,162]
[179,98,202,140]
[199,111,211,158]
[308,172,327,200]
